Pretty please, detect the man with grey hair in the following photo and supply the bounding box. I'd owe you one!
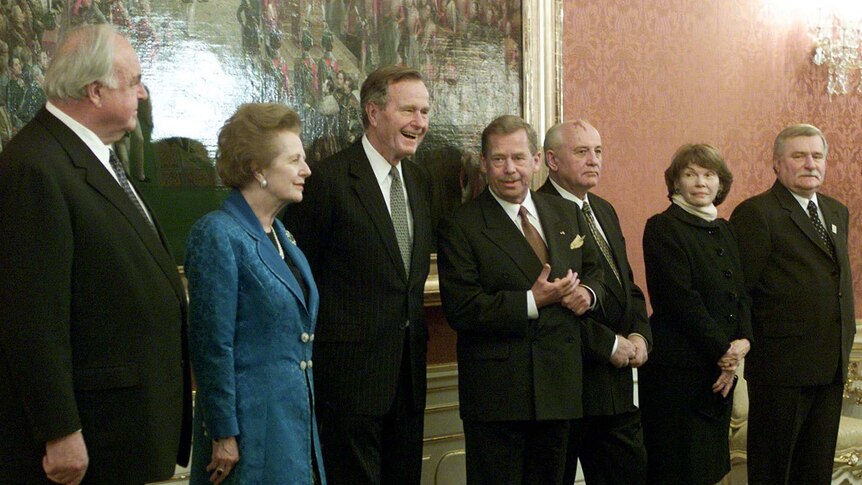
[283,64,434,484]
[731,124,855,484]
[0,24,191,484]
[539,119,650,484]
[439,115,606,484]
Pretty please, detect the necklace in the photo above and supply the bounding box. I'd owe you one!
[267,229,285,259]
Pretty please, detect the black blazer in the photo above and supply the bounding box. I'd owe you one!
[731,181,855,386]
[282,139,434,415]
[438,188,606,421]
[538,181,652,415]
[643,204,753,369]
[0,108,191,482]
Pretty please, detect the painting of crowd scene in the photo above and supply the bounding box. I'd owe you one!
[1,0,522,254]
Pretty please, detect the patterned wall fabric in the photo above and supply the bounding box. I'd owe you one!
[562,1,862,313]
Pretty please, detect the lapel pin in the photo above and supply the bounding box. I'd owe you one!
[559,231,566,235]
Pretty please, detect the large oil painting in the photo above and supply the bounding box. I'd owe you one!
[0,0,533,262]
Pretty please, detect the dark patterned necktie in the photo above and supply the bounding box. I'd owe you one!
[807,200,835,260]
[582,202,621,284]
[108,150,156,234]
[518,206,549,265]
[389,166,411,274]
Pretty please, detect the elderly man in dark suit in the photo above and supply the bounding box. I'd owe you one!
[282,65,434,485]
[538,120,650,485]
[731,124,855,485]
[438,115,607,484]
[0,25,191,485]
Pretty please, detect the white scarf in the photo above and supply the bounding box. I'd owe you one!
[672,193,718,221]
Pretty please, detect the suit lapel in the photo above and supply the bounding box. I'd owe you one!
[819,197,845,261]
[348,144,408,282]
[38,109,185,304]
[479,190,543,281]
[772,182,835,260]
[221,191,311,315]
[280,228,319,320]
[534,194,577,276]
[402,161,429,281]
[589,197,627,303]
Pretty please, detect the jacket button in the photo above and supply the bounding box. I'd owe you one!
[716,247,725,256]
[400,320,410,330]
[307,360,313,368]
[300,361,307,370]
[723,269,733,278]
[728,291,738,301]
[301,332,310,343]
[310,333,315,342]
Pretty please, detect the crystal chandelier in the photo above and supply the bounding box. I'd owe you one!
[810,9,862,98]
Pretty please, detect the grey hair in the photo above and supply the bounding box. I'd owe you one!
[44,24,119,100]
[773,124,828,160]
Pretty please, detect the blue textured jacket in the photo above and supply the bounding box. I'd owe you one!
[186,190,325,484]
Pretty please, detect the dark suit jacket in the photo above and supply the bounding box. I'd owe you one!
[0,108,191,483]
[538,181,652,416]
[438,188,606,421]
[282,139,434,415]
[731,181,855,386]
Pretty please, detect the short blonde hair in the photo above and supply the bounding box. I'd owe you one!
[216,103,301,188]
[664,143,734,206]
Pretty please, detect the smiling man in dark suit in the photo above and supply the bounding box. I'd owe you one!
[0,25,191,485]
[539,120,651,485]
[282,65,433,485]
[438,115,606,484]
[731,124,855,485]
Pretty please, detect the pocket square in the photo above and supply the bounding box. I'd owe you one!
[570,234,585,250]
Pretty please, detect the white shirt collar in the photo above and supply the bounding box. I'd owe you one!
[45,101,111,166]
[548,177,587,209]
[489,187,539,221]
[788,188,819,212]
[362,134,403,183]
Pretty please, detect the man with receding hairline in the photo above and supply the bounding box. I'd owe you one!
[283,65,434,484]
[539,119,650,484]
[732,124,855,485]
[439,115,607,484]
[0,24,191,484]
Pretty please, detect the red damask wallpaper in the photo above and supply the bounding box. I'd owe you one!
[562,1,862,315]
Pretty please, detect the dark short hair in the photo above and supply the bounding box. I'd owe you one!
[360,64,423,128]
[773,123,828,160]
[481,115,538,158]
[664,143,734,206]
[216,103,301,189]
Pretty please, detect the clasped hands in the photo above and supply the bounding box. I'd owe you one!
[712,338,751,398]
[531,264,591,315]
[609,334,649,369]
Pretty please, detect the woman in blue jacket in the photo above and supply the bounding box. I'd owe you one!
[186,103,324,484]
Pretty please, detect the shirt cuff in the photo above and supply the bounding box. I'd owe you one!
[580,284,597,310]
[610,335,619,358]
[526,290,539,319]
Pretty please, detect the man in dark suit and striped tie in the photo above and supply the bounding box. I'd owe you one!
[438,115,607,484]
[283,65,434,485]
[731,124,855,485]
[538,120,651,484]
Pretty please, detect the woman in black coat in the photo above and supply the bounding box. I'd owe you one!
[640,144,753,484]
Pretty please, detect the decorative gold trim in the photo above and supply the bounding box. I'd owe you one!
[425,402,461,413]
[423,432,466,444]
[524,0,564,187]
